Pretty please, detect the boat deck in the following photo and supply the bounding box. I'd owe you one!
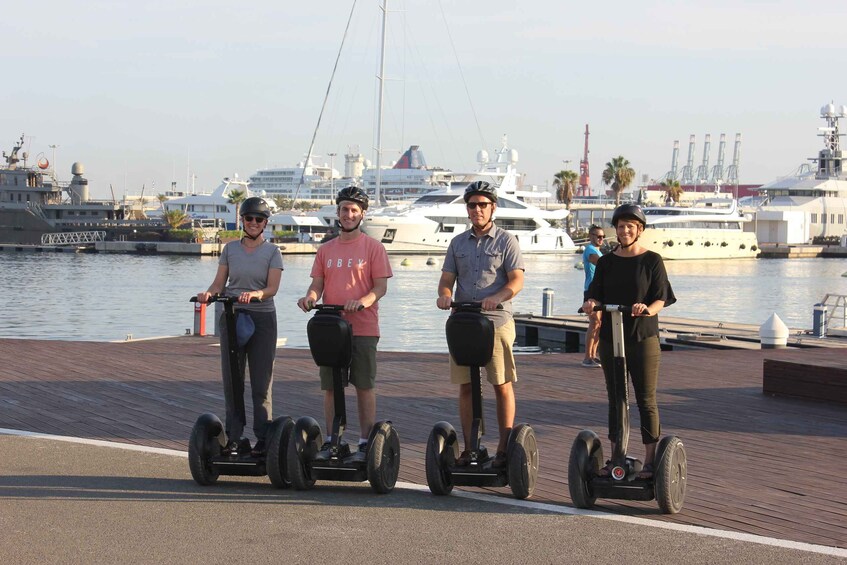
[1,338,845,549]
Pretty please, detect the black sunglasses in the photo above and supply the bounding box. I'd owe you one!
[592,233,605,239]
[243,215,265,223]
[466,202,492,209]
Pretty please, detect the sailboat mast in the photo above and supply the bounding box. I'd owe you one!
[375,0,388,205]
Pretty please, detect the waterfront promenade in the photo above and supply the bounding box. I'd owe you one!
[1,337,845,552]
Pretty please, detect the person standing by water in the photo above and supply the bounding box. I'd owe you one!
[581,204,675,480]
[581,225,605,368]
[436,181,525,469]
[196,197,283,457]
[297,186,393,463]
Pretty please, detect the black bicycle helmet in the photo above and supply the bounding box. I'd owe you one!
[463,180,498,203]
[611,204,647,227]
[336,185,369,210]
[239,196,271,218]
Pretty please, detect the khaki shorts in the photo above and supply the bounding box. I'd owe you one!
[450,319,517,385]
[320,336,379,391]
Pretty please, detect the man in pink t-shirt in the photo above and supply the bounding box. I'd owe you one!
[297,186,393,462]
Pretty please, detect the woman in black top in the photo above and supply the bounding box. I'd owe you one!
[581,204,676,479]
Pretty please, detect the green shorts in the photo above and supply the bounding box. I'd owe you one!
[319,336,379,391]
[450,319,517,386]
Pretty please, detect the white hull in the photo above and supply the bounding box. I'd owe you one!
[640,228,759,259]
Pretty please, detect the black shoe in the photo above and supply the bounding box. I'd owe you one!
[351,442,368,463]
[222,440,239,456]
[314,441,333,462]
[250,440,267,458]
[492,451,508,469]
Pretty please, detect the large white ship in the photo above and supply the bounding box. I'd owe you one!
[639,197,760,259]
[360,139,577,254]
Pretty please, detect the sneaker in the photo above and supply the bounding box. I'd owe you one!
[455,450,471,467]
[250,440,266,458]
[314,441,333,462]
[581,358,601,368]
[352,442,368,463]
[593,357,602,366]
[492,451,508,469]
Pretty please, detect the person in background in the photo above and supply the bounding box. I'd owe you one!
[582,204,675,480]
[436,181,525,469]
[297,186,393,463]
[581,225,605,368]
[196,197,282,457]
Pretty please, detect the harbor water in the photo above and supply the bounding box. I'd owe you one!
[1,253,845,352]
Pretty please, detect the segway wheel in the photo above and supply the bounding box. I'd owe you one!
[266,416,294,489]
[367,421,400,494]
[568,430,604,509]
[655,435,687,514]
[188,413,224,486]
[507,423,539,500]
[287,417,321,490]
[425,422,458,496]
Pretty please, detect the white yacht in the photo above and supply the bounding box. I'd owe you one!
[359,139,577,254]
[639,197,760,259]
[163,177,276,230]
[754,103,847,245]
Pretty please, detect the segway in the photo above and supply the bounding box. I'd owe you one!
[425,302,538,499]
[187,295,293,488]
[568,304,687,513]
[287,304,400,494]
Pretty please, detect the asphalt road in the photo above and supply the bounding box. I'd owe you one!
[0,434,844,565]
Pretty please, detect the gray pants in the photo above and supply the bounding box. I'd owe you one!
[219,310,277,442]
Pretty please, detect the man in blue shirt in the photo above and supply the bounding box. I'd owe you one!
[581,225,604,367]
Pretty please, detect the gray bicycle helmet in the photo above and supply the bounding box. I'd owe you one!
[611,204,647,227]
[336,186,369,210]
[239,197,271,218]
[463,180,498,203]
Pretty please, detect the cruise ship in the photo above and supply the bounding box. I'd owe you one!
[754,103,847,244]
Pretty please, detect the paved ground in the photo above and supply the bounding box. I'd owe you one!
[1,434,845,564]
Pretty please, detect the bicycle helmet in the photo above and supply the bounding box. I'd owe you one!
[239,197,271,218]
[611,204,647,228]
[463,180,498,203]
[335,186,369,210]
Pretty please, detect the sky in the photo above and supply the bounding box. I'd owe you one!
[3,0,847,200]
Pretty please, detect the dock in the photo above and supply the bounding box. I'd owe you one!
[1,337,845,549]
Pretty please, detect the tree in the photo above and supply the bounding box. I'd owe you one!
[156,193,168,212]
[553,169,578,231]
[660,179,683,205]
[163,209,190,230]
[228,188,247,231]
[601,156,636,205]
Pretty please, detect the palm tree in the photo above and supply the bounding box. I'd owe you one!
[601,156,636,205]
[553,169,578,231]
[156,193,168,212]
[659,179,683,205]
[228,188,247,232]
[163,209,190,230]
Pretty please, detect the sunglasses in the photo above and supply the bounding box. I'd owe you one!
[243,215,265,223]
[466,202,492,210]
[592,234,605,240]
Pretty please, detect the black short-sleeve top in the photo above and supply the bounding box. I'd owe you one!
[587,250,676,343]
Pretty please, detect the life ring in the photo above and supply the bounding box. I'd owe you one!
[37,157,50,170]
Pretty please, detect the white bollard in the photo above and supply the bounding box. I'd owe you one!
[542,288,554,317]
[760,313,789,349]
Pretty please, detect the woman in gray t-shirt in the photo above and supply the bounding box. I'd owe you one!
[196,197,283,457]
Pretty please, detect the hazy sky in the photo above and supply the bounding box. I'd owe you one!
[3,0,846,199]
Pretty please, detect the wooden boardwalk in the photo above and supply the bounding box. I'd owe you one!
[1,337,845,549]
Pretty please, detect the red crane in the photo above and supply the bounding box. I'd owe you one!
[578,124,590,197]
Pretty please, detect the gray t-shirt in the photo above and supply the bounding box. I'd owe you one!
[441,224,525,327]
[219,240,284,312]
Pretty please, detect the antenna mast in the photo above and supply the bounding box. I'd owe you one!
[578,124,590,196]
[374,0,388,205]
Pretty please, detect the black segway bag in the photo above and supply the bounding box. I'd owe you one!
[307,311,353,369]
[446,311,494,367]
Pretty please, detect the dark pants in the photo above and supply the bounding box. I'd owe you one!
[598,335,661,445]
[219,310,277,442]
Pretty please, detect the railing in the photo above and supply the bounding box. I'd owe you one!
[40,231,107,246]
[821,294,847,330]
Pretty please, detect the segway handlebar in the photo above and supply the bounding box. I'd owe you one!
[190,295,260,304]
[308,303,365,312]
[450,301,504,311]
